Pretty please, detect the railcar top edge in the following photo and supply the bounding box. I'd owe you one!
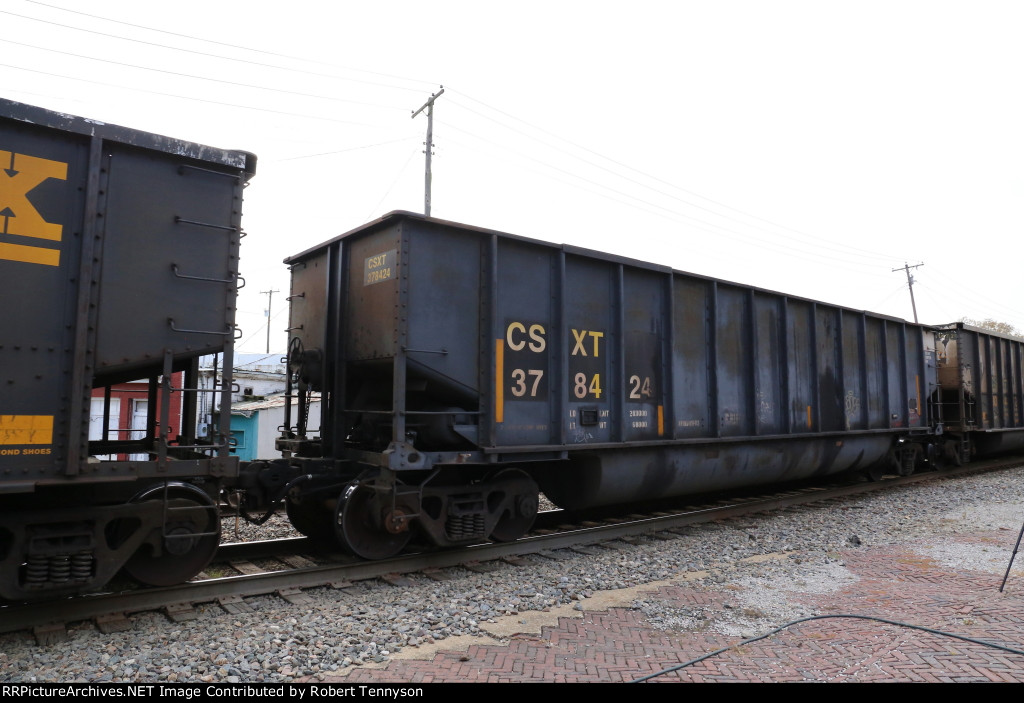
[0,97,257,175]
[285,209,927,329]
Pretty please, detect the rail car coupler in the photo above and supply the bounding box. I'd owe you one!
[383,441,428,470]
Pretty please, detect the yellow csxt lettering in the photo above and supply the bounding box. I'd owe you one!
[571,329,604,357]
[506,322,546,352]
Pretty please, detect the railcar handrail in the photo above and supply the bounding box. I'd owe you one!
[167,318,233,336]
[171,263,236,285]
[173,215,238,232]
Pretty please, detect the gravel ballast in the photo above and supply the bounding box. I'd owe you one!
[3,468,1024,683]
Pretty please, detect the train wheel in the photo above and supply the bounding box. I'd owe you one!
[897,445,919,476]
[944,440,964,468]
[334,483,412,560]
[489,469,540,542]
[285,497,335,541]
[123,483,220,587]
[865,463,885,482]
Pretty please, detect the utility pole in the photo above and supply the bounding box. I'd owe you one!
[412,86,444,217]
[892,262,923,323]
[261,289,279,353]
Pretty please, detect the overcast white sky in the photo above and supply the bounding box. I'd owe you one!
[4,0,1022,354]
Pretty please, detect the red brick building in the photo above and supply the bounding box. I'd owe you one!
[88,372,184,460]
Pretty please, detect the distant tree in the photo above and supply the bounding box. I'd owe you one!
[960,317,1022,337]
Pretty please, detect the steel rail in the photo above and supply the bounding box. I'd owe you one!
[2,457,1019,640]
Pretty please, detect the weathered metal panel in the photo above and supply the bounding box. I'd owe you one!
[95,143,245,377]
[671,276,710,439]
[864,317,887,429]
[840,310,865,431]
[287,246,332,378]
[622,268,667,442]
[0,116,85,478]
[885,321,908,428]
[564,255,616,445]
[787,299,817,433]
[1012,338,1023,427]
[492,237,557,447]
[715,284,753,437]
[753,293,784,435]
[344,222,402,362]
[903,325,927,428]
[0,98,253,489]
[995,335,1019,427]
[405,219,483,399]
[815,306,843,432]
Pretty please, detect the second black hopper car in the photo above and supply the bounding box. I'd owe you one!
[263,211,1021,560]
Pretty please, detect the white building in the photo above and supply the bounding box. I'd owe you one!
[229,393,322,461]
[196,352,287,435]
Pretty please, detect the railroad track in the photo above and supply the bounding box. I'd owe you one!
[3,456,1020,644]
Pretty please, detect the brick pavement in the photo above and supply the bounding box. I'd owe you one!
[317,528,1024,683]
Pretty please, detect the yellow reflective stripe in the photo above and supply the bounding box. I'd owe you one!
[0,415,54,445]
[495,339,505,423]
[0,241,60,266]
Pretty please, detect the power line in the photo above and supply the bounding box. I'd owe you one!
[0,8,962,286]
[237,304,288,353]
[277,135,420,163]
[366,146,421,221]
[4,37,411,112]
[443,94,917,267]
[8,6,1012,332]
[2,7,435,93]
[445,89,918,266]
[0,62,385,127]
[440,128,905,276]
[26,0,439,88]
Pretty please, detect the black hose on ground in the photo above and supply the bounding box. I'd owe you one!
[630,613,1024,682]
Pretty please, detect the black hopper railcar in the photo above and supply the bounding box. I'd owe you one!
[934,322,1024,460]
[265,212,1024,560]
[0,99,255,601]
